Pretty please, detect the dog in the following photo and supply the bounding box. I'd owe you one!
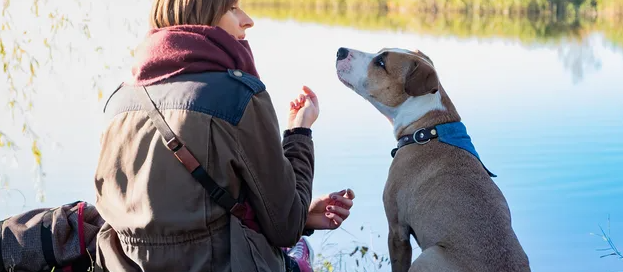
[335,47,530,272]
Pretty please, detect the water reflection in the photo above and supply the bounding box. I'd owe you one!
[246,6,621,45]
[557,36,603,83]
[245,5,622,83]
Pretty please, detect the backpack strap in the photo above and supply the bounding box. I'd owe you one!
[40,210,58,268]
[0,219,5,272]
[135,85,247,219]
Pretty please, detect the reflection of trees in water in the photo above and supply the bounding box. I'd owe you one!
[525,15,603,83]
[557,34,602,84]
[246,5,619,83]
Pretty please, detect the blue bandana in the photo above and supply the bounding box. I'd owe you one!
[435,122,497,178]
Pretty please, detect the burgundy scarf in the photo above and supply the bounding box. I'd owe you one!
[129,25,259,86]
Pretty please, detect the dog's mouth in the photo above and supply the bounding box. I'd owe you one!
[337,74,354,89]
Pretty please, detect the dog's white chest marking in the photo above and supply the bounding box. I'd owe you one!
[392,92,445,137]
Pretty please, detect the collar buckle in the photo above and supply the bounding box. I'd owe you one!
[414,128,432,145]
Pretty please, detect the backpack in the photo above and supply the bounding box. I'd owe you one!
[0,201,105,272]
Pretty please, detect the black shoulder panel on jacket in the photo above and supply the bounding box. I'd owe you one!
[103,69,266,126]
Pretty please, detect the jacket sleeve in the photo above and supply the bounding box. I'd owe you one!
[235,90,315,247]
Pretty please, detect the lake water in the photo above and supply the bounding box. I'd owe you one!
[1,1,622,272]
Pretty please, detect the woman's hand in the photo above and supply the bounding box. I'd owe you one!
[288,86,319,129]
[305,189,355,230]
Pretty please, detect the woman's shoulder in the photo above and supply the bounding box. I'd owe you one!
[103,70,266,126]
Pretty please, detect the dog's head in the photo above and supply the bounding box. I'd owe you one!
[335,47,445,128]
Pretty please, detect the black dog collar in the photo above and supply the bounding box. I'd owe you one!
[391,127,439,158]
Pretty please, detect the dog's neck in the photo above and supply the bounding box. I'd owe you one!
[393,86,460,139]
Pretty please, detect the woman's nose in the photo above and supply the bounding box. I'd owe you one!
[240,11,254,29]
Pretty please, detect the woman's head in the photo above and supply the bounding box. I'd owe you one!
[150,0,254,40]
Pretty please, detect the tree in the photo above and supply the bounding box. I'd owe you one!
[0,0,145,203]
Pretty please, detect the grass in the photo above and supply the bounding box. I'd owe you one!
[592,215,623,262]
[312,225,394,272]
[312,218,623,271]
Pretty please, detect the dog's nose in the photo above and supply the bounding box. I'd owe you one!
[337,47,349,61]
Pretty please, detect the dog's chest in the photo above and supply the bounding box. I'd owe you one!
[383,152,434,204]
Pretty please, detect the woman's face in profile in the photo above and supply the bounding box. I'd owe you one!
[217,1,254,40]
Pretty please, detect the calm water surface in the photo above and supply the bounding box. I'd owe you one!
[1,2,622,272]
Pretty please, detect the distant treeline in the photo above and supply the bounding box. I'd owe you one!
[244,0,623,18]
[244,5,623,49]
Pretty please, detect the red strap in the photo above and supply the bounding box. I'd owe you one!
[77,202,86,255]
[241,202,260,233]
[62,266,73,272]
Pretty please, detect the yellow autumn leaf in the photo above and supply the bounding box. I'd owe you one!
[322,261,334,272]
[31,0,39,16]
[32,140,42,165]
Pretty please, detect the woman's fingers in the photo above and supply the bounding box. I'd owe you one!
[330,193,353,209]
[302,86,319,107]
[291,99,303,110]
[298,94,306,107]
[344,188,355,200]
[326,205,350,219]
[326,212,344,228]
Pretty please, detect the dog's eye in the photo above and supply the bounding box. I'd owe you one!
[375,57,386,69]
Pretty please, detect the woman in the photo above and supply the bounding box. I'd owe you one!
[93,0,355,271]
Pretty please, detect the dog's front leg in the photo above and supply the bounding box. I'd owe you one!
[384,182,413,272]
[388,223,412,272]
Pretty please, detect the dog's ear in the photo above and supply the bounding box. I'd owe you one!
[404,60,439,97]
